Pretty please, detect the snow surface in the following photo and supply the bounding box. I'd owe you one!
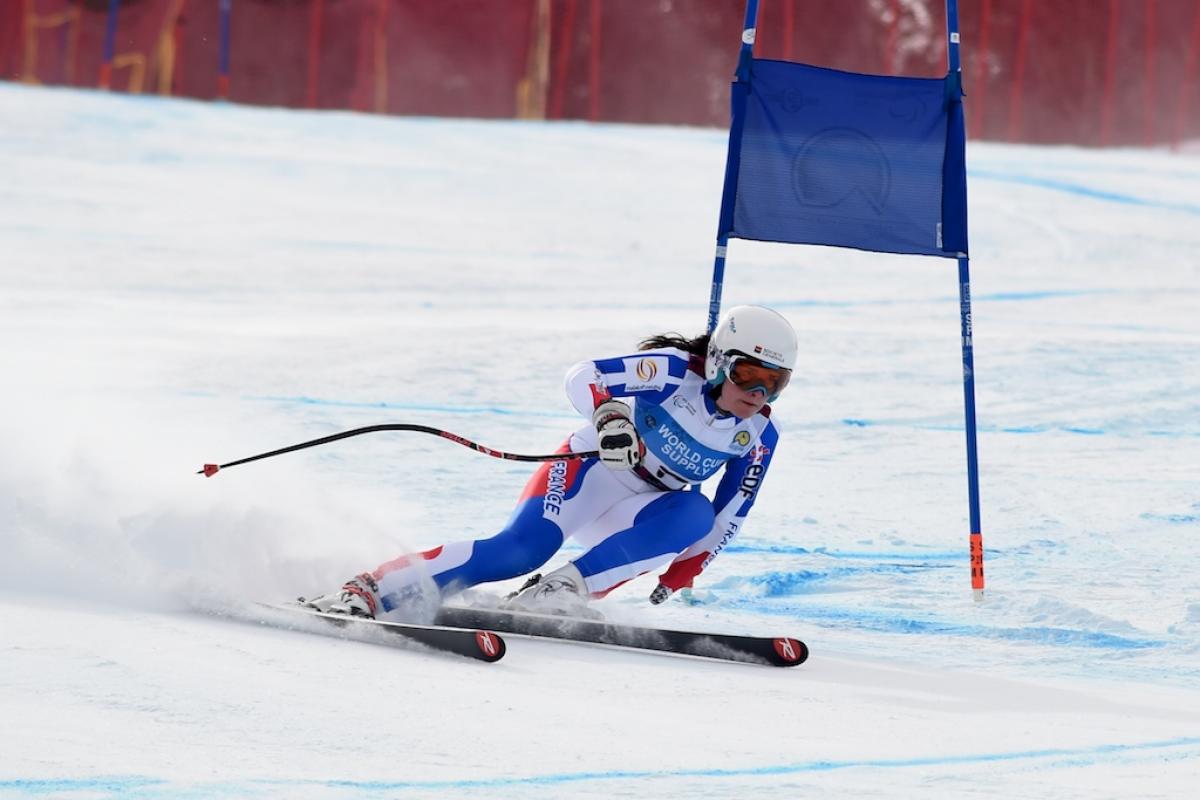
[1,82,1198,798]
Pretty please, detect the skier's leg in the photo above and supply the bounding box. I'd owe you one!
[367,441,637,615]
[569,489,715,596]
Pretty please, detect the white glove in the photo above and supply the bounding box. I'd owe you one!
[592,400,643,470]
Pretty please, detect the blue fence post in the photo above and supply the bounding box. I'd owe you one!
[99,0,120,89]
[218,0,232,99]
[946,0,986,600]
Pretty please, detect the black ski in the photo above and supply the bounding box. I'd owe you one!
[255,603,506,663]
[433,605,807,667]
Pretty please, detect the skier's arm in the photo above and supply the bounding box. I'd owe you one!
[564,350,692,415]
[565,351,691,470]
[651,420,780,600]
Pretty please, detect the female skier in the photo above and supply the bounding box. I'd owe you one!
[302,305,797,619]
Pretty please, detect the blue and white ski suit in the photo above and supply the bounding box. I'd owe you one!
[370,347,780,613]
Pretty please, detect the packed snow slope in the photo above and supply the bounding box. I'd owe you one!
[1,83,1198,799]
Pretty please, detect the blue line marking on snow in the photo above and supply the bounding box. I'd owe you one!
[1141,512,1200,525]
[768,298,866,308]
[282,736,1193,787]
[712,565,951,596]
[12,738,1198,796]
[0,777,165,795]
[723,567,938,595]
[723,543,964,561]
[840,418,1200,438]
[980,158,1200,183]
[732,600,1163,650]
[248,394,577,419]
[205,395,1199,440]
[971,169,1200,216]
[713,570,829,596]
[977,289,1111,301]
[773,286,1198,310]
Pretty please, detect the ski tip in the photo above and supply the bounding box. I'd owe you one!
[474,630,506,662]
[771,637,809,667]
[200,463,220,477]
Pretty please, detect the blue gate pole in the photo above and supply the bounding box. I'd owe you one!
[946,0,985,600]
[707,0,760,333]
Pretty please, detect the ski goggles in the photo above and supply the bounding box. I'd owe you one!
[727,355,791,400]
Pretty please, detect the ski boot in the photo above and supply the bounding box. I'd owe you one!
[299,573,380,619]
[505,563,602,619]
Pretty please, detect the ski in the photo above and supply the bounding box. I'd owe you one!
[433,605,808,667]
[254,603,506,663]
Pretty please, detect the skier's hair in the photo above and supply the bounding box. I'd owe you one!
[638,332,710,357]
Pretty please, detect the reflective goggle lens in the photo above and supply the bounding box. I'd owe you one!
[728,358,791,398]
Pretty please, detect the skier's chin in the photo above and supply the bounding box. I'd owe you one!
[731,397,764,418]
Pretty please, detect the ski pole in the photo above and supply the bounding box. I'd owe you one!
[198,423,597,477]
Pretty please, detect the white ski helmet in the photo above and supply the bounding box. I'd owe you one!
[705,305,798,395]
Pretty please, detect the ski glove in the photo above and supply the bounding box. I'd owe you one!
[592,399,644,470]
[648,583,672,605]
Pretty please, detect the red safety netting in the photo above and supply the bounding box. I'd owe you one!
[3,0,1199,147]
